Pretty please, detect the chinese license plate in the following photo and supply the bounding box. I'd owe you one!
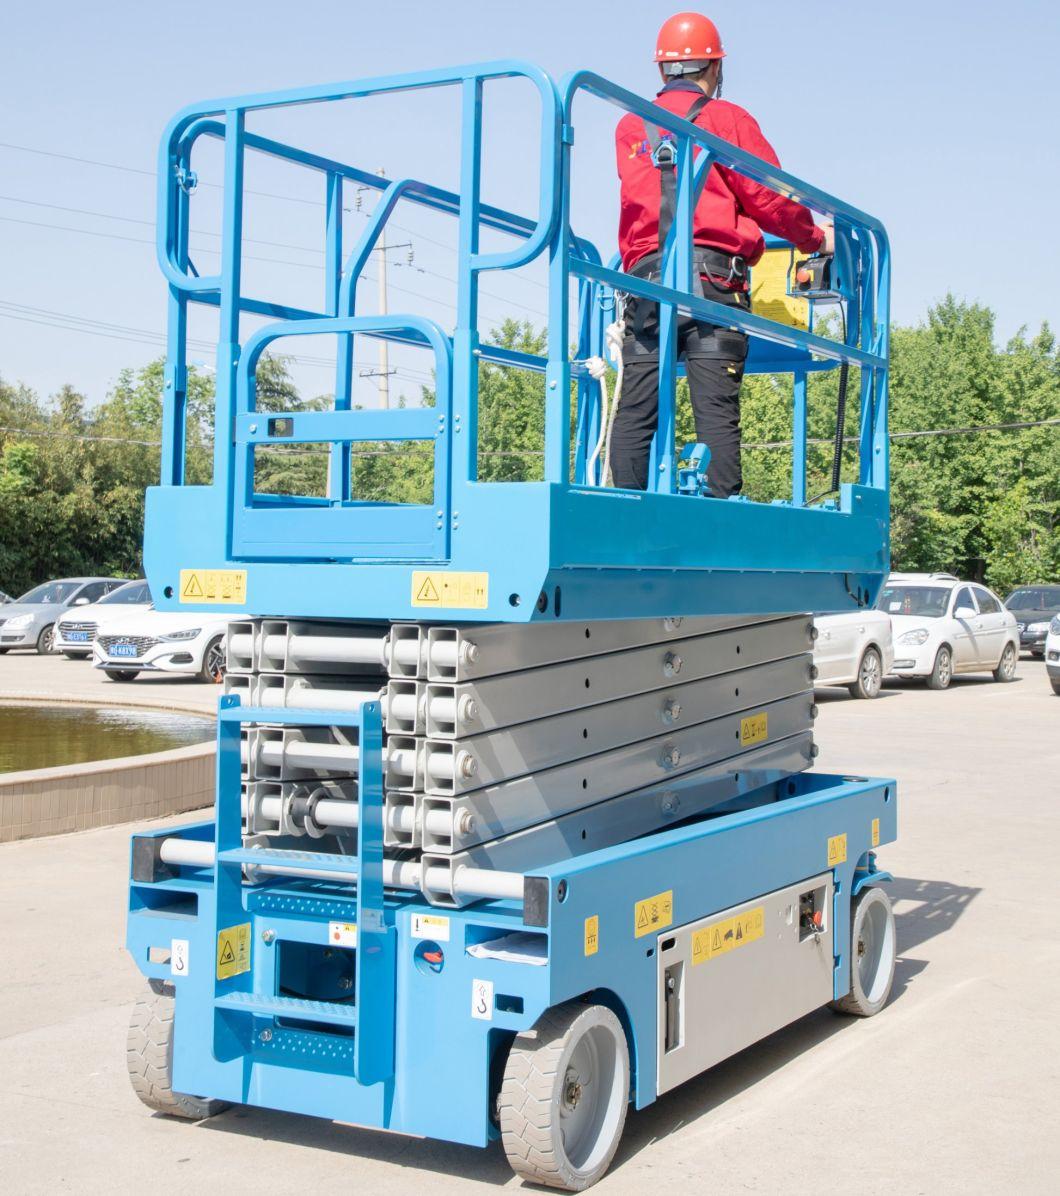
[111,642,138,657]
[67,631,89,642]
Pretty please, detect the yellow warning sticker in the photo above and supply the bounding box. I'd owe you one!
[740,711,769,746]
[216,922,251,980]
[751,247,810,331]
[584,915,600,957]
[179,569,247,605]
[634,890,673,939]
[827,833,848,868]
[692,905,765,966]
[871,818,880,848]
[411,570,489,609]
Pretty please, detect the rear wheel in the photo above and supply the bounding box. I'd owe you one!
[848,646,883,699]
[127,980,229,1119]
[105,669,139,682]
[36,624,55,655]
[926,645,952,690]
[199,636,226,683]
[993,642,1017,682]
[499,1002,630,1191]
[830,887,896,1017]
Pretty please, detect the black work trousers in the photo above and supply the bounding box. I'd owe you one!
[611,276,749,497]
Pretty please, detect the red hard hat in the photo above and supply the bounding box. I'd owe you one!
[655,12,725,62]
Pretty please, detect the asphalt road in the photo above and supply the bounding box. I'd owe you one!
[1,659,1057,1194]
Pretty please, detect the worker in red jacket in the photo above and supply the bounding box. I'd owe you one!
[612,12,833,496]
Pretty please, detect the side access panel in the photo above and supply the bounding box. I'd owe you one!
[656,872,834,1094]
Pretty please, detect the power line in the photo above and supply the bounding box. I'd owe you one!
[745,418,1060,450]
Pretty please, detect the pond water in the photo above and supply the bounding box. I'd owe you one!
[0,704,214,773]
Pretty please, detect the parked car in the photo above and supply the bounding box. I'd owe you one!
[1046,617,1060,696]
[1003,584,1060,658]
[0,577,127,654]
[54,579,153,659]
[879,573,1019,689]
[813,611,894,698]
[92,608,234,682]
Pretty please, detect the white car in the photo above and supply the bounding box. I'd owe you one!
[54,579,153,659]
[92,608,234,683]
[813,611,894,699]
[1046,617,1060,696]
[880,573,1019,689]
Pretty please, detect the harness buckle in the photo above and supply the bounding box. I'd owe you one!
[651,138,677,169]
[727,255,748,285]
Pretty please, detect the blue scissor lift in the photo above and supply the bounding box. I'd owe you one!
[126,62,897,1190]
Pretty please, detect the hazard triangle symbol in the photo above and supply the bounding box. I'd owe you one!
[416,577,440,602]
[219,938,235,965]
[636,906,649,931]
[183,573,204,598]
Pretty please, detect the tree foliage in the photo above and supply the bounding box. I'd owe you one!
[1,298,1056,598]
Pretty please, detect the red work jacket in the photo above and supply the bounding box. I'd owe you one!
[616,82,824,272]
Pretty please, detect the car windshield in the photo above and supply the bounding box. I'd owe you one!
[16,581,80,605]
[1005,588,1060,611]
[877,585,950,618]
[100,582,151,605]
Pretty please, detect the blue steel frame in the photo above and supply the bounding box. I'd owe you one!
[145,59,892,622]
[129,741,896,1145]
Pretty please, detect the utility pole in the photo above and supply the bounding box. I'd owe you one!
[376,169,390,409]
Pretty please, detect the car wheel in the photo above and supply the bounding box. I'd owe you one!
[993,642,1017,683]
[199,636,226,684]
[926,645,952,690]
[104,669,140,682]
[1051,678,1060,697]
[848,646,883,699]
[62,651,90,661]
[36,624,56,655]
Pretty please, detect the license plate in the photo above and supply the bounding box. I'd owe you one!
[67,631,89,642]
[111,642,137,657]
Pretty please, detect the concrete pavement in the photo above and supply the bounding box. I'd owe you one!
[0,649,221,715]
[1,660,1057,1194]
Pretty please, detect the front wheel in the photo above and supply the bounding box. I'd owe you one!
[199,636,226,684]
[127,980,229,1119]
[848,646,883,699]
[499,1002,630,1192]
[830,886,897,1017]
[36,624,55,654]
[993,643,1017,682]
[105,669,139,682]
[926,645,952,690]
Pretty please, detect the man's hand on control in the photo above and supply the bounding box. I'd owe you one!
[818,222,835,255]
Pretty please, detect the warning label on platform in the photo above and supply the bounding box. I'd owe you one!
[692,905,765,966]
[411,571,489,609]
[411,913,450,942]
[216,922,251,980]
[179,569,247,605]
[328,921,358,948]
[827,833,848,868]
[740,711,769,746]
[634,890,673,939]
[871,818,880,848]
[584,915,599,956]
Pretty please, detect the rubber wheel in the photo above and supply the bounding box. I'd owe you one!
[993,642,1017,682]
[35,623,55,655]
[1051,678,1060,696]
[199,636,226,683]
[105,669,139,682]
[127,980,229,1119]
[926,645,952,690]
[499,1002,630,1191]
[830,887,897,1017]
[848,646,883,699]
[62,651,90,660]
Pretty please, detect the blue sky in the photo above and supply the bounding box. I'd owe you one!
[1,0,1057,405]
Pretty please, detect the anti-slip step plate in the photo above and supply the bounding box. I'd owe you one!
[422,653,813,795]
[420,692,815,852]
[421,616,812,738]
